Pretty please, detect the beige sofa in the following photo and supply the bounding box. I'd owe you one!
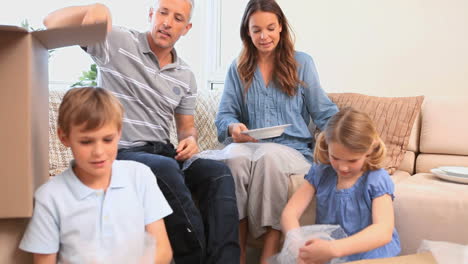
[295,94,468,254]
[1,90,467,263]
[197,92,468,261]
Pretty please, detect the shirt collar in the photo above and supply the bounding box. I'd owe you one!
[65,160,126,200]
[140,31,182,69]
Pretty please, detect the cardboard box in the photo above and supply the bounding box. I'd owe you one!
[345,252,437,264]
[0,23,106,218]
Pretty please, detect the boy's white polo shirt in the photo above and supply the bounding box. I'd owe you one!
[20,160,172,262]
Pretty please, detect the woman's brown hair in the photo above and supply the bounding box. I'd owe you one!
[238,0,300,96]
[314,107,387,171]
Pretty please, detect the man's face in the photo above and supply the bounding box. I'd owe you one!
[149,0,192,50]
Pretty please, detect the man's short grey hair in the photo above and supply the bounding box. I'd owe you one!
[187,0,194,21]
[151,0,194,21]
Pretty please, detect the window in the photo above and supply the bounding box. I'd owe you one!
[2,0,151,90]
[203,0,249,91]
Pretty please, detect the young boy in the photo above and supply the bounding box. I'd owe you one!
[19,87,173,264]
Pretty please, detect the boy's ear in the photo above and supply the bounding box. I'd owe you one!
[57,128,70,147]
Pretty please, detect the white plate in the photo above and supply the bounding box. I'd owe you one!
[438,166,468,178]
[431,168,468,184]
[241,124,291,140]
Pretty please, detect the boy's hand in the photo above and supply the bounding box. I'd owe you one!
[228,123,258,143]
[175,136,199,161]
[298,238,337,264]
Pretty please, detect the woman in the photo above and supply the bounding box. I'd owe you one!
[215,0,338,263]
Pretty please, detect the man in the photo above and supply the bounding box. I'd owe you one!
[44,1,240,263]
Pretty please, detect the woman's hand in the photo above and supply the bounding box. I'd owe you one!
[228,123,258,143]
[298,238,338,264]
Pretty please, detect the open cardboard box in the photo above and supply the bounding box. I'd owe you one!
[0,23,106,218]
[345,252,437,264]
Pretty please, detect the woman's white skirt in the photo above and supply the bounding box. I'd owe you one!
[184,142,311,238]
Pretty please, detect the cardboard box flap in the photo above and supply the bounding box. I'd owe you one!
[31,22,107,50]
[0,25,28,33]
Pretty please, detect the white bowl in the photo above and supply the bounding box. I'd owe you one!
[241,124,291,140]
[431,168,468,184]
[438,166,468,178]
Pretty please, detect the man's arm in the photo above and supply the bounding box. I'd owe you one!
[174,113,199,161]
[43,3,112,32]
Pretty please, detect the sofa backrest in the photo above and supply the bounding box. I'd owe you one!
[415,96,468,173]
[398,113,421,175]
[49,88,225,176]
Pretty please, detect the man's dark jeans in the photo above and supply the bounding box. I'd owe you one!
[118,143,240,264]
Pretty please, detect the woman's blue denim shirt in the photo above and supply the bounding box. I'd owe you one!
[215,51,338,161]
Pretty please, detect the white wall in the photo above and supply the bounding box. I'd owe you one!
[4,1,467,97]
[278,0,468,96]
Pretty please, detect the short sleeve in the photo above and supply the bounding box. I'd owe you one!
[174,71,198,115]
[85,26,127,66]
[304,163,330,188]
[140,165,173,225]
[19,199,60,254]
[367,169,395,200]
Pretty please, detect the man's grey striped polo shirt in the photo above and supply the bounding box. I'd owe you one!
[86,26,197,149]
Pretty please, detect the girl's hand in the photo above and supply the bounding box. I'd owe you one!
[298,238,338,264]
[228,123,258,143]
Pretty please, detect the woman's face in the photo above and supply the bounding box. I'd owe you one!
[247,11,282,56]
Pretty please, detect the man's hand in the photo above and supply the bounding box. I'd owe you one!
[175,136,199,161]
[174,114,198,161]
[228,123,258,143]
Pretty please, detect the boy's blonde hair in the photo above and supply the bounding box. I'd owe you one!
[314,107,386,171]
[58,87,124,136]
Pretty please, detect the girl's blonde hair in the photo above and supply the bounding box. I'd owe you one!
[314,107,386,171]
[58,87,124,136]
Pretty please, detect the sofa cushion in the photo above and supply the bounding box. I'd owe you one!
[407,113,420,153]
[391,167,412,183]
[344,252,436,264]
[420,96,468,156]
[416,154,468,174]
[169,88,223,151]
[394,173,468,254]
[49,89,73,176]
[328,93,424,174]
[399,151,416,175]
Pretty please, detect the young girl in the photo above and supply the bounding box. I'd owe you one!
[281,107,401,263]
